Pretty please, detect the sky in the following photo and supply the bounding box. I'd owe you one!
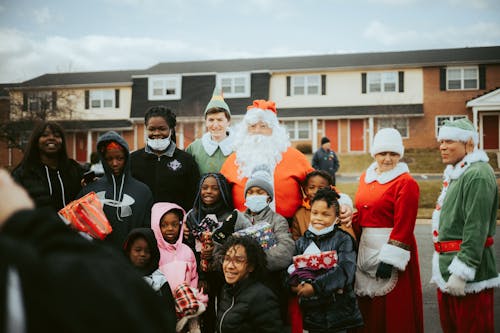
[1,0,499,83]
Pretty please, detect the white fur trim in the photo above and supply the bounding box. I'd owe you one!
[431,252,500,293]
[378,243,411,271]
[438,126,479,146]
[448,256,476,281]
[244,108,279,128]
[364,161,409,184]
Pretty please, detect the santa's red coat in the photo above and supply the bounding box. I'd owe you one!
[220,147,313,219]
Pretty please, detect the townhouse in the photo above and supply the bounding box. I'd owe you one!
[2,46,500,169]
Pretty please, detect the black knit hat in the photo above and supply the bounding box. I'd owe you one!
[321,137,330,145]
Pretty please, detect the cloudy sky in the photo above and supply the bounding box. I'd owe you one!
[1,0,499,83]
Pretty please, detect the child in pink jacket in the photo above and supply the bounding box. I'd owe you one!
[151,202,202,332]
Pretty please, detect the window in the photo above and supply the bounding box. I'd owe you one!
[90,90,114,108]
[368,72,398,93]
[291,75,321,96]
[217,72,250,97]
[24,91,53,112]
[283,120,310,140]
[447,67,478,90]
[435,115,467,137]
[148,75,182,100]
[377,118,409,138]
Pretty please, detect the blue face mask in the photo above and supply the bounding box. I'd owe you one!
[245,194,269,213]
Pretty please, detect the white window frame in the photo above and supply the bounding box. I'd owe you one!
[446,66,478,90]
[148,75,182,100]
[89,89,115,109]
[217,72,251,98]
[435,115,467,137]
[377,118,409,139]
[291,74,321,96]
[283,120,311,141]
[27,91,52,112]
[367,72,398,93]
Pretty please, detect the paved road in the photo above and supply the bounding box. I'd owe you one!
[415,224,500,333]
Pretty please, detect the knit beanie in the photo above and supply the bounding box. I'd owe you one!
[321,137,330,145]
[244,165,274,198]
[370,128,404,157]
[204,85,230,116]
[437,118,478,146]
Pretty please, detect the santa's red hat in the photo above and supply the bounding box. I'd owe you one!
[244,99,278,127]
[247,100,277,114]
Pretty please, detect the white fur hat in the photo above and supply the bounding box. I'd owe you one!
[370,128,404,157]
[437,118,478,147]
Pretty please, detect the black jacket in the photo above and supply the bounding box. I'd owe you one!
[290,226,363,332]
[78,131,153,250]
[0,208,174,333]
[311,148,339,176]
[12,159,83,211]
[130,144,200,211]
[216,277,283,333]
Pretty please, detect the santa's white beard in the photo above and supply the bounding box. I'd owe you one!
[234,129,290,179]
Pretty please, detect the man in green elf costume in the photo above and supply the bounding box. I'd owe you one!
[431,117,499,333]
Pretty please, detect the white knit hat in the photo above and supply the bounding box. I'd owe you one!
[370,128,404,157]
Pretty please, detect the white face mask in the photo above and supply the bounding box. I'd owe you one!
[245,194,269,213]
[147,136,170,152]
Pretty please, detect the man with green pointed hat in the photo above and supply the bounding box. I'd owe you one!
[186,86,234,174]
[431,117,499,332]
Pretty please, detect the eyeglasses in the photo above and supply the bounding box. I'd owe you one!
[222,255,247,266]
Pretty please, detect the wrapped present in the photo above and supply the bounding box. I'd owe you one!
[293,251,338,270]
[58,191,112,240]
[235,222,277,250]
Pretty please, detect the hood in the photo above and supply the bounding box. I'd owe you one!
[96,131,131,181]
[123,228,160,276]
[151,202,186,251]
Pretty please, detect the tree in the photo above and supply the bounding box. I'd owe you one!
[0,89,78,151]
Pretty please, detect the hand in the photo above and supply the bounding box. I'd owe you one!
[200,243,214,260]
[375,262,393,279]
[297,282,314,297]
[183,223,190,240]
[0,169,34,227]
[444,274,466,296]
[339,204,353,227]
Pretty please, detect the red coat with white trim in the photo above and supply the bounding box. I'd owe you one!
[221,147,313,219]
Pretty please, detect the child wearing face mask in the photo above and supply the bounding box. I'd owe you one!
[237,165,295,323]
[287,187,363,332]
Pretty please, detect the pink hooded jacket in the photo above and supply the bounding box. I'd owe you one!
[151,202,198,290]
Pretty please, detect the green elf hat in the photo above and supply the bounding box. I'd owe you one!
[437,118,479,146]
[204,85,231,116]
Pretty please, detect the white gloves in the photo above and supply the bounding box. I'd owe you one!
[444,273,466,296]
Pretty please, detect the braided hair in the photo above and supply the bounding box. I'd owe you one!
[311,186,341,217]
[144,105,177,143]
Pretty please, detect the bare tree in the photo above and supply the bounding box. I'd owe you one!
[0,89,78,151]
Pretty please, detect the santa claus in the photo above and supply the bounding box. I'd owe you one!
[220,100,314,220]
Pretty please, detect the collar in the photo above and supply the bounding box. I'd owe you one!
[364,161,409,184]
[443,149,489,181]
[201,132,233,156]
[144,141,176,157]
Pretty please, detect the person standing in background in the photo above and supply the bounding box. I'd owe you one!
[431,118,499,333]
[186,86,234,174]
[312,136,339,185]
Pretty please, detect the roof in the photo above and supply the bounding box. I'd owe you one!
[276,104,423,118]
[0,83,19,98]
[17,70,144,88]
[144,46,500,75]
[7,119,133,131]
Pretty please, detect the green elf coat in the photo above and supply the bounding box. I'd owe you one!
[186,132,233,175]
[431,149,500,293]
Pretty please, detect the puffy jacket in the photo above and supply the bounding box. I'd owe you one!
[216,277,283,333]
[291,226,363,332]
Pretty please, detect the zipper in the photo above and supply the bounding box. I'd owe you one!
[218,295,234,333]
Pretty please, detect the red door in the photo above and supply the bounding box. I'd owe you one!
[324,120,339,152]
[75,132,87,163]
[349,119,364,152]
[483,115,499,150]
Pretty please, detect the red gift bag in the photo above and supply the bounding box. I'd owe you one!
[58,192,112,240]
